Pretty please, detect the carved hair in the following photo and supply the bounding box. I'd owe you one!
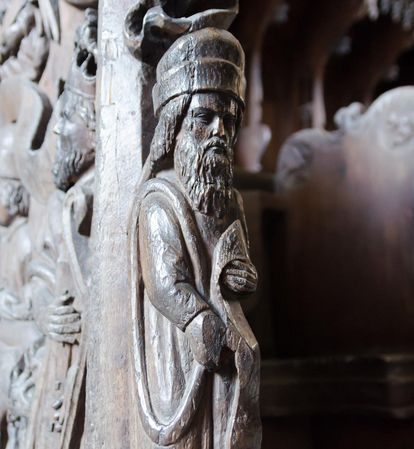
[150,94,191,174]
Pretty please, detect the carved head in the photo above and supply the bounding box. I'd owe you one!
[52,8,97,192]
[52,87,95,192]
[0,146,29,226]
[173,92,239,217]
[0,179,29,225]
[150,28,245,217]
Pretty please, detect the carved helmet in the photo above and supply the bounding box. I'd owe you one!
[152,27,246,116]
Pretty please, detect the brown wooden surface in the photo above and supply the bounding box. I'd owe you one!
[1,1,414,448]
[86,0,142,446]
[273,87,414,358]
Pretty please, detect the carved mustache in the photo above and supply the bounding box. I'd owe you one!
[202,138,229,158]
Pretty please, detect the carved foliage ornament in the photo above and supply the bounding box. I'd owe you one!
[124,0,239,64]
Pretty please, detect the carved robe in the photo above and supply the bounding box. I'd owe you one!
[25,173,93,449]
[133,172,261,449]
[0,216,43,447]
[0,217,41,419]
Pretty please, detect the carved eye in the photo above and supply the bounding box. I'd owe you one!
[193,110,213,125]
[224,114,236,129]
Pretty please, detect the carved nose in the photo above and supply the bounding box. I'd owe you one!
[211,116,225,138]
[53,118,64,135]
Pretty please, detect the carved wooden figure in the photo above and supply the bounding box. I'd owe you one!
[0,0,414,448]
[0,7,96,447]
[0,146,39,449]
[0,0,60,82]
[0,77,52,447]
[22,10,96,449]
[129,27,261,449]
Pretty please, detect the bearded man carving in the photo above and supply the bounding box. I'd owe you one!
[130,28,262,449]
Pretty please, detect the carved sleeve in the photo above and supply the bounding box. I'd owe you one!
[234,189,250,249]
[138,192,210,331]
[25,193,64,329]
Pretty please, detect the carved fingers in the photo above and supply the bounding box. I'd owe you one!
[185,310,226,371]
[10,364,36,415]
[49,321,81,335]
[50,313,81,325]
[46,293,81,345]
[53,305,78,316]
[221,259,258,294]
[0,288,32,320]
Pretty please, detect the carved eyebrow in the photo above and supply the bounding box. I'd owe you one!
[192,107,214,116]
[223,111,237,120]
[192,108,237,120]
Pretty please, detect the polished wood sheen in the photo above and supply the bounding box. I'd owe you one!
[1,1,414,448]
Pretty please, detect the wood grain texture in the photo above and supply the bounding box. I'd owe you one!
[86,0,145,446]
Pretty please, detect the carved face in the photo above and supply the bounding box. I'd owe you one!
[0,124,29,225]
[0,178,29,226]
[52,90,95,192]
[174,92,239,218]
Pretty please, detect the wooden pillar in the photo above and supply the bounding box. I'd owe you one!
[85,1,149,446]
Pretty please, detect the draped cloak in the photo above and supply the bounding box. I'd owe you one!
[26,172,93,449]
[130,174,262,449]
[0,218,41,426]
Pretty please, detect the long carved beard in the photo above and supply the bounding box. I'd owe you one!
[176,138,233,218]
[53,138,95,192]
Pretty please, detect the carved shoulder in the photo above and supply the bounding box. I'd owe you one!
[139,190,181,236]
[138,190,188,272]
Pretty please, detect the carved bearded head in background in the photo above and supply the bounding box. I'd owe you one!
[52,8,97,192]
[149,28,245,218]
[52,85,95,192]
[0,138,29,226]
[0,179,29,226]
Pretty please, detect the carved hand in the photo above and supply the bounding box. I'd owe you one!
[0,288,32,320]
[9,365,35,416]
[185,310,226,371]
[221,259,258,294]
[40,292,81,344]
